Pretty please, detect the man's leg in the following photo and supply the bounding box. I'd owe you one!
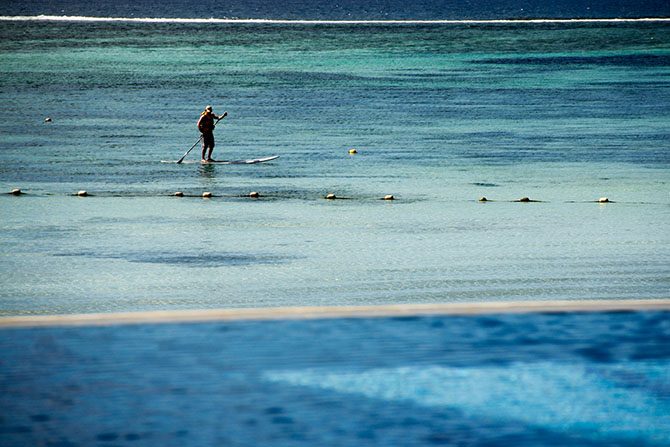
[207,140,215,161]
[201,137,208,161]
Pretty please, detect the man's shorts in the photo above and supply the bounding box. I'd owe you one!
[202,132,215,148]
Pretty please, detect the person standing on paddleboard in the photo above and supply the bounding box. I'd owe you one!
[197,105,226,162]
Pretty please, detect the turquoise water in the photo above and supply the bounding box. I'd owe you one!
[1,20,669,315]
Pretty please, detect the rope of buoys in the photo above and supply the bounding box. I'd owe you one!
[4,188,622,204]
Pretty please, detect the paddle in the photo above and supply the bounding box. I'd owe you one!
[176,112,227,164]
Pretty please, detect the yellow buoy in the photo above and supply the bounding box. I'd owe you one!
[478,197,488,202]
[348,149,358,155]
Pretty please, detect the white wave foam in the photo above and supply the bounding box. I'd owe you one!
[0,15,669,24]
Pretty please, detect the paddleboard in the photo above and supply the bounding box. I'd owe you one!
[162,155,279,164]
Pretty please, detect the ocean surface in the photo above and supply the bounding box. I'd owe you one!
[0,4,669,315]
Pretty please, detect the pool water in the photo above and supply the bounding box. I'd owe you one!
[0,310,668,446]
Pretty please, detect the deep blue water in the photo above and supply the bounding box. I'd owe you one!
[1,0,669,20]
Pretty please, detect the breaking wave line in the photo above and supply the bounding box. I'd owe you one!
[1,15,669,24]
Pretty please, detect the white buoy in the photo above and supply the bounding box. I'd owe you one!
[10,188,22,195]
[77,190,88,197]
[383,194,394,200]
[202,192,212,198]
[44,117,52,123]
[325,193,337,200]
[518,197,531,202]
[598,197,610,203]
[249,191,260,198]
[174,191,184,197]
[479,197,488,202]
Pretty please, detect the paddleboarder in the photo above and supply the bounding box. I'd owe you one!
[197,105,226,162]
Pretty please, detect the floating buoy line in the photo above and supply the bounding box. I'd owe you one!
[3,188,624,204]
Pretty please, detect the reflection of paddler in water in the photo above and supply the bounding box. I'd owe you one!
[197,105,227,162]
[198,161,217,179]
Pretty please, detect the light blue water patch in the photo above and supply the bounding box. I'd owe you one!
[1,193,669,315]
[265,361,670,444]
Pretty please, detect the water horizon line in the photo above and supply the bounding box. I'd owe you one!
[1,15,669,25]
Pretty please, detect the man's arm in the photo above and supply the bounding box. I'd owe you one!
[213,112,227,126]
